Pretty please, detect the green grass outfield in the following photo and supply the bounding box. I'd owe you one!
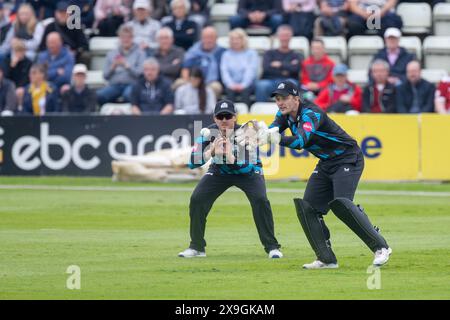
[0,177,449,300]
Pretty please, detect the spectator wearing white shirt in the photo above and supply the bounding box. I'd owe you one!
[0,3,44,62]
[126,0,161,55]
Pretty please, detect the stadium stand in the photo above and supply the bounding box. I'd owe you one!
[249,102,279,115]
[348,36,384,69]
[397,2,432,35]
[210,2,237,37]
[1,0,450,115]
[433,3,450,36]
[89,37,119,71]
[234,102,249,114]
[423,36,450,71]
[321,36,347,64]
[86,70,107,89]
[399,36,422,60]
[421,69,449,84]
[217,35,271,56]
[100,103,133,115]
[347,69,369,87]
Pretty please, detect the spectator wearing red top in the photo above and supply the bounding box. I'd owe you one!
[314,63,362,113]
[435,76,450,114]
[301,38,335,95]
[362,59,396,113]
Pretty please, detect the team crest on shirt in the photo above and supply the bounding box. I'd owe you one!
[303,122,313,132]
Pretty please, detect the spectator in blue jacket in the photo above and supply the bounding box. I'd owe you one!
[230,0,284,34]
[37,32,75,92]
[22,64,58,115]
[370,28,415,86]
[220,28,259,107]
[181,26,226,98]
[396,61,435,113]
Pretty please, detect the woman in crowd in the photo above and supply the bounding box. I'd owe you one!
[174,67,215,114]
[0,3,44,61]
[220,28,258,107]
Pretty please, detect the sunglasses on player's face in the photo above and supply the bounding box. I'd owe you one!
[215,113,234,120]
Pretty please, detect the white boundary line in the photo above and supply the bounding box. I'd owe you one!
[0,185,449,197]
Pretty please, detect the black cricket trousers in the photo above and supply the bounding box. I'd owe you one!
[304,149,365,215]
[188,172,281,253]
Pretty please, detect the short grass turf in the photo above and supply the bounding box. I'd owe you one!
[0,177,449,300]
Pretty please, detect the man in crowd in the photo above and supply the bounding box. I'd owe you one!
[181,26,225,97]
[396,60,435,113]
[97,25,146,105]
[301,38,335,96]
[371,28,415,86]
[362,59,397,113]
[130,58,174,115]
[255,25,302,102]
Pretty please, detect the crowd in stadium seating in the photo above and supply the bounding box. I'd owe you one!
[0,0,449,117]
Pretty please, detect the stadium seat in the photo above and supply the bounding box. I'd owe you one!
[321,36,347,64]
[89,37,119,54]
[248,37,271,55]
[347,69,369,87]
[397,2,432,34]
[85,70,106,89]
[89,37,119,71]
[250,102,279,115]
[272,36,310,58]
[245,26,272,36]
[348,36,384,69]
[399,36,422,60]
[423,36,450,71]
[217,36,229,48]
[421,69,448,84]
[217,36,271,55]
[433,3,450,36]
[100,103,133,115]
[210,3,237,37]
[234,102,249,114]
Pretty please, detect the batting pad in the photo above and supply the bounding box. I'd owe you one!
[329,198,389,252]
[293,198,337,264]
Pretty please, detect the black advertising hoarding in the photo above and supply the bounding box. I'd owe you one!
[0,115,211,176]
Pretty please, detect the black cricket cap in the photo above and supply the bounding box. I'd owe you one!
[214,99,236,116]
[271,81,299,97]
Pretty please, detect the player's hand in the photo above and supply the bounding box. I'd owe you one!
[257,124,281,146]
[223,139,235,163]
[235,122,258,148]
[213,137,228,156]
